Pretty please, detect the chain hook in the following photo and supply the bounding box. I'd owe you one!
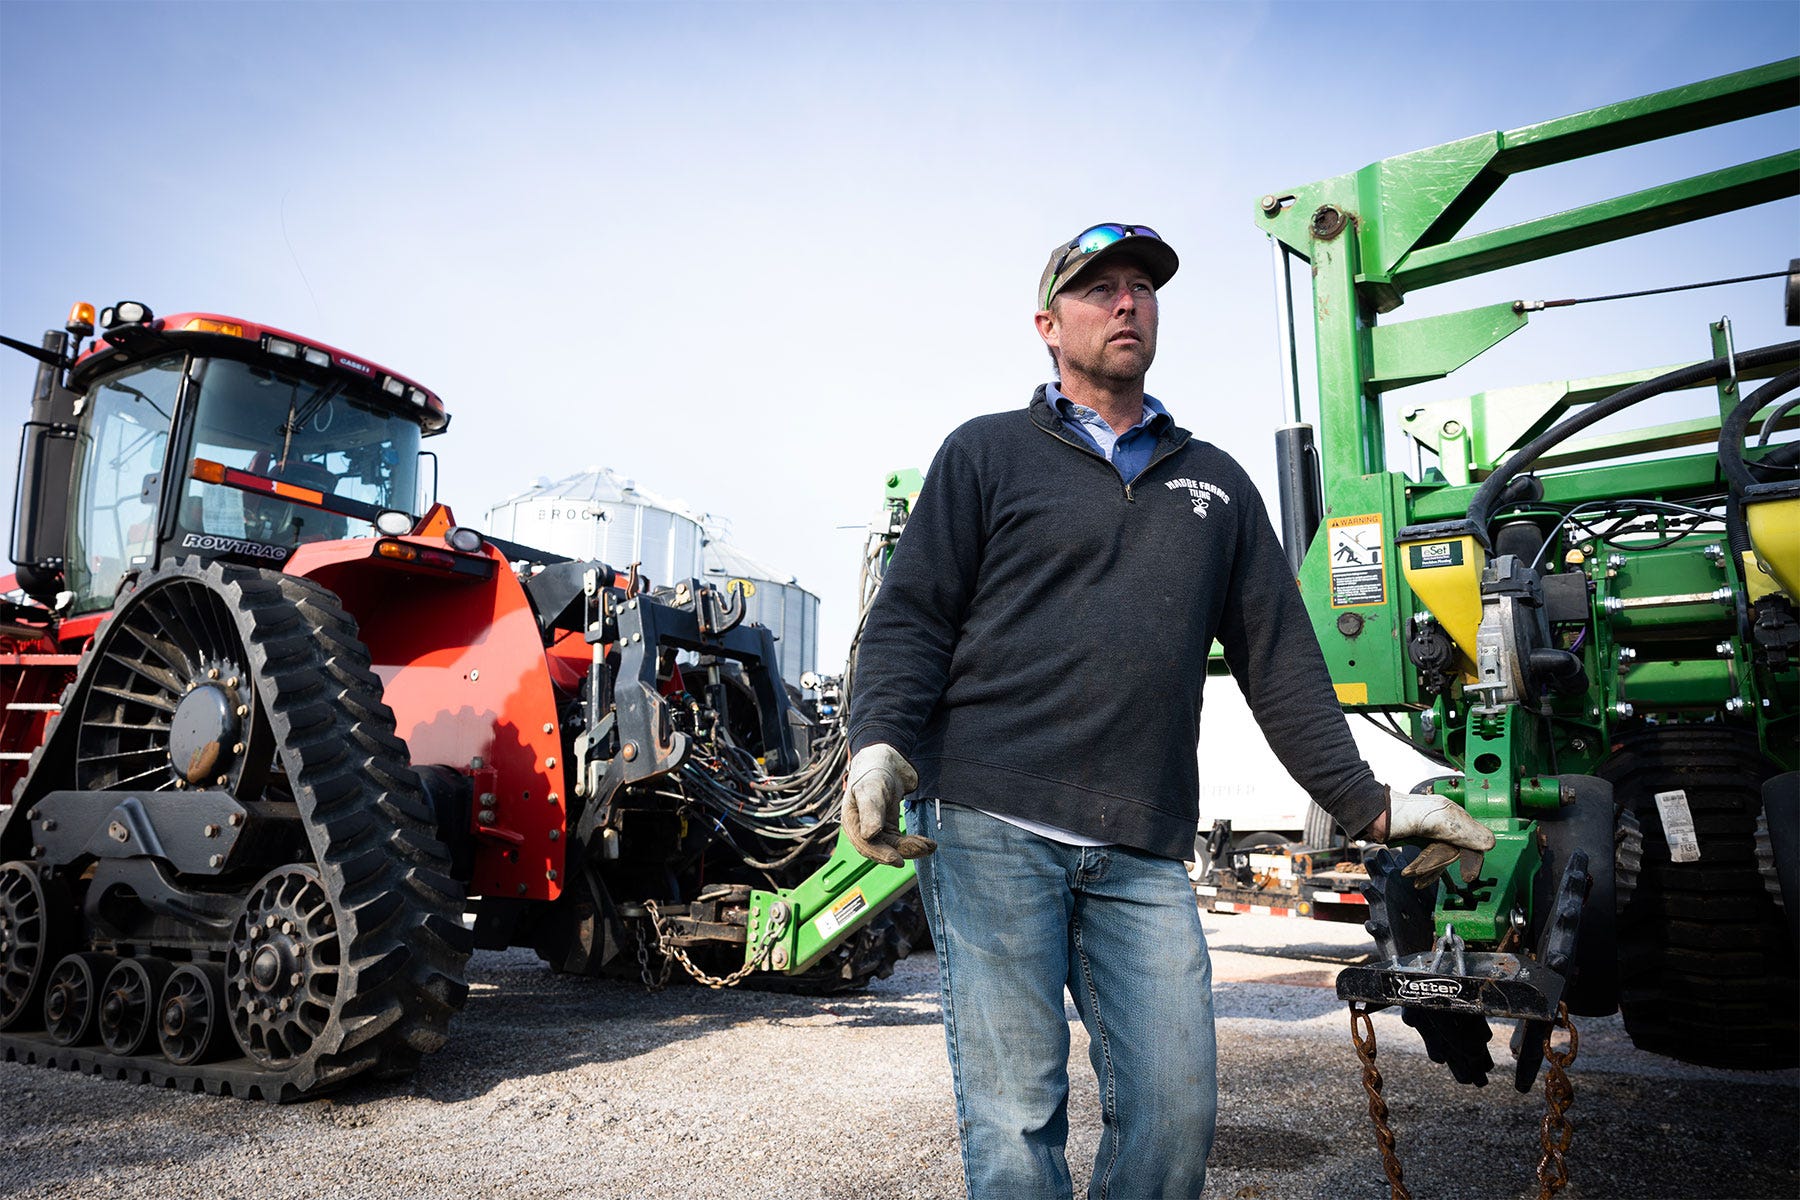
[642,897,783,990]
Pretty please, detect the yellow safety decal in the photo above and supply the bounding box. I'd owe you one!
[1327,514,1386,607]
[1334,682,1369,705]
[813,887,869,940]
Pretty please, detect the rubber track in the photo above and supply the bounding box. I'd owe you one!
[1,559,472,1099]
[1602,725,1798,1069]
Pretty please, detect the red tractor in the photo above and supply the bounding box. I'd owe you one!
[0,302,919,1099]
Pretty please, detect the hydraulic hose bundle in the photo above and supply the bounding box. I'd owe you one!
[1466,340,1800,542]
[672,526,895,872]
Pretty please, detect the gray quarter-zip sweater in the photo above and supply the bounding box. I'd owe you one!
[848,387,1387,859]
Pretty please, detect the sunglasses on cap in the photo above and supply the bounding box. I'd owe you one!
[1042,224,1163,309]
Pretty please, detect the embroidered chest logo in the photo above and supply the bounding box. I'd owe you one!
[1164,477,1232,519]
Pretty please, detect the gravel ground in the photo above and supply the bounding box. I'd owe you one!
[1,910,1794,1200]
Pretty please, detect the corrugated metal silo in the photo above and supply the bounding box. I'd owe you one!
[485,467,705,587]
[701,529,820,691]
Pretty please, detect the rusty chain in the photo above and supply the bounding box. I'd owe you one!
[1349,999,1580,1200]
[632,911,673,991]
[1535,1002,1579,1199]
[642,898,784,990]
[1350,1002,1412,1200]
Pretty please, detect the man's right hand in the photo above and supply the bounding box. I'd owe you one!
[844,744,937,867]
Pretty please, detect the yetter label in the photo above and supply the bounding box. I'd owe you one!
[1327,514,1386,607]
[1396,976,1467,1002]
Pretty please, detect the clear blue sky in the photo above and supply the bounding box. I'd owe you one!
[2,1,1795,666]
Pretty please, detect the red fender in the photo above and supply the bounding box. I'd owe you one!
[286,539,566,901]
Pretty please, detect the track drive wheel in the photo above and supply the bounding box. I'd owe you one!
[1601,726,1798,1068]
[25,558,472,1094]
[0,862,70,1031]
[227,865,344,1066]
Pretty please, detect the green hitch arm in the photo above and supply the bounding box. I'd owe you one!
[744,814,920,974]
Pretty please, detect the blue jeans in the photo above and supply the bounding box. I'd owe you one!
[908,798,1217,1200]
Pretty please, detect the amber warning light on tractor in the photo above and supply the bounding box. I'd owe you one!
[373,538,496,580]
[181,317,245,338]
[191,458,324,505]
[66,302,96,338]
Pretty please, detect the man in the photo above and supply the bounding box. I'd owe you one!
[844,223,1493,1199]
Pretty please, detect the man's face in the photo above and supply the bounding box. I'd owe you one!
[1036,256,1159,387]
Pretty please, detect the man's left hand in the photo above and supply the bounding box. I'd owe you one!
[844,744,937,866]
[1379,786,1496,888]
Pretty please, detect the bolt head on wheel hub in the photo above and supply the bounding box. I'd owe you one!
[162,995,190,1034]
[251,944,286,991]
[45,982,71,1022]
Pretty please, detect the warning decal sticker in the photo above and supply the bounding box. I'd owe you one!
[1327,513,1386,608]
[1654,790,1702,863]
[814,887,869,940]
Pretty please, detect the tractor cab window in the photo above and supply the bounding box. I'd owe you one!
[67,355,182,613]
[176,357,423,556]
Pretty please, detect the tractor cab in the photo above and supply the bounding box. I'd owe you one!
[9,302,448,615]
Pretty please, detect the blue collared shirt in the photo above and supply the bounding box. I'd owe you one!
[1048,383,1172,482]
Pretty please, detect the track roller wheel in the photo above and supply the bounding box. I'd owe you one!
[98,957,172,1056]
[158,963,228,1065]
[44,952,112,1045]
[0,862,69,1031]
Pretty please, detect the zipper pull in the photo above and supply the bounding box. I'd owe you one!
[1125,485,1135,502]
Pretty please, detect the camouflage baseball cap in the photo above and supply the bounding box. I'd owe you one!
[1038,223,1178,310]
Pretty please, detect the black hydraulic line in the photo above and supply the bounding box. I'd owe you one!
[1727,491,1754,561]
[1466,341,1800,544]
[1720,368,1800,495]
[1514,268,1791,313]
[1274,424,1322,577]
[1528,499,1722,571]
[1756,396,1800,447]
[1761,441,1800,470]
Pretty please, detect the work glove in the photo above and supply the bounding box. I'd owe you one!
[1386,787,1495,889]
[844,744,937,867]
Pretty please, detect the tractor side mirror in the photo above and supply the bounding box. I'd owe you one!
[417,449,438,513]
[10,420,78,603]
